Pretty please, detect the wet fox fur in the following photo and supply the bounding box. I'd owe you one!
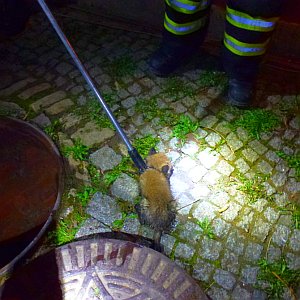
[136,149,176,250]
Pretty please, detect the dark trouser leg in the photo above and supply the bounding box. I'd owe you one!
[0,0,31,37]
[149,0,212,77]
[222,0,284,107]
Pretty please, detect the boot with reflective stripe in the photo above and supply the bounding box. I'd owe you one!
[222,0,283,107]
[149,0,210,77]
[149,31,206,77]
[225,78,254,108]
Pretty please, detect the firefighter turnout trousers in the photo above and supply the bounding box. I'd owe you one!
[164,0,284,81]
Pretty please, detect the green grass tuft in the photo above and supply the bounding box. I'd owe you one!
[86,96,116,129]
[133,135,160,158]
[111,212,138,230]
[75,186,97,207]
[276,151,300,180]
[135,97,179,126]
[135,97,159,121]
[103,156,133,187]
[62,139,90,161]
[163,77,196,100]
[102,135,159,188]
[87,164,101,186]
[49,186,96,246]
[172,115,199,144]
[109,55,136,78]
[257,256,300,299]
[51,218,79,246]
[291,204,300,230]
[229,109,280,139]
[196,217,215,239]
[197,70,228,90]
[278,202,300,230]
[235,173,273,204]
[111,212,127,230]
[44,119,62,141]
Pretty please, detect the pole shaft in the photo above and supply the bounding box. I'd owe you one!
[37,0,133,151]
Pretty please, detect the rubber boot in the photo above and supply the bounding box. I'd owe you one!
[221,44,257,108]
[149,30,207,77]
[222,0,284,108]
[225,78,254,108]
[149,39,196,76]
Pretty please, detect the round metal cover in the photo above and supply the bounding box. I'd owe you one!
[0,117,63,270]
[1,238,208,300]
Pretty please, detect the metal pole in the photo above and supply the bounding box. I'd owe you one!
[37,0,147,172]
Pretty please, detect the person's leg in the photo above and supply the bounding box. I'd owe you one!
[0,0,31,37]
[149,0,212,76]
[222,0,284,107]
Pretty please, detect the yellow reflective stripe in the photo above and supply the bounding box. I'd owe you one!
[166,0,211,14]
[224,32,269,56]
[226,6,279,32]
[164,13,207,35]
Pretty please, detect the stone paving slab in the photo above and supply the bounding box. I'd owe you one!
[44,98,74,115]
[0,78,37,97]
[71,122,115,146]
[0,7,299,300]
[31,90,67,112]
[17,82,51,100]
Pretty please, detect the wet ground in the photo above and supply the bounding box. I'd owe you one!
[0,5,299,300]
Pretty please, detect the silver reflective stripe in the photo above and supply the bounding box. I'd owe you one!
[226,38,263,53]
[224,32,268,56]
[164,13,207,35]
[165,20,197,33]
[226,6,279,32]
[228,12,276,30]
[166,0,210,13]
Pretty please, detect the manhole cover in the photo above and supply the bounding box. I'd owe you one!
[1,238,208,300]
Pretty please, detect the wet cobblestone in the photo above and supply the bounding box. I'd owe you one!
[1,8,299,299]
[213,269,236,290]
[110,173,139,203]
[222,250,240,274]
[89,146,122,171]
[175,242,195,259]
[200,237,223,260]
[244,242,264,262]
[193,259,214,282]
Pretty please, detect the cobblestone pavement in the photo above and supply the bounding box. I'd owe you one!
[1,7,300,300]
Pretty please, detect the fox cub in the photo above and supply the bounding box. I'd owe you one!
[136,149,176,250]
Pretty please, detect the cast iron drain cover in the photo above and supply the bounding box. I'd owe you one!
[2,238,208,300]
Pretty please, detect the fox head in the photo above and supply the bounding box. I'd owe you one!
[146,148,173,180]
